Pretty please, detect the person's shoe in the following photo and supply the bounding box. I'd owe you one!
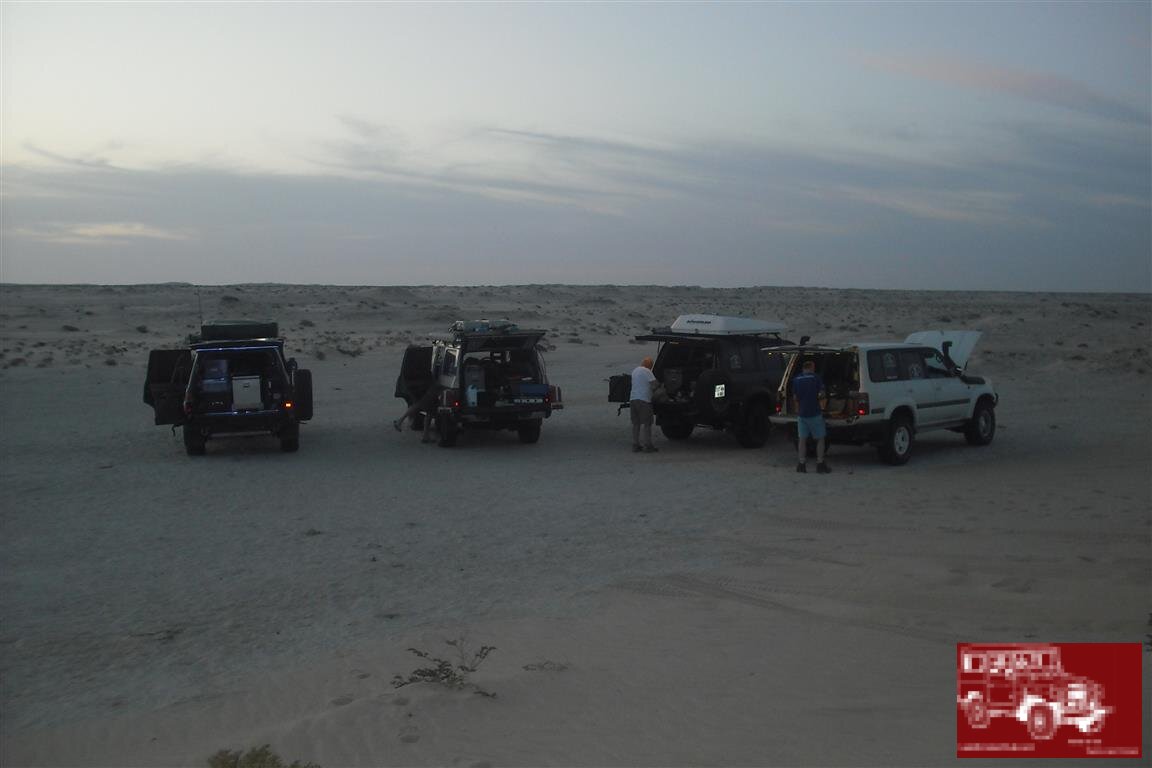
[796,462,807,473]
[392,419,403,432]
[632,444,643,453]
[817,461,831,474]
[643,445,659,453]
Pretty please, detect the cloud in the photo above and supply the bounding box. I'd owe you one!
[22,143,127,171]
[2,112,1147,291]
[13,221,192,245]
[864,54,1151,126]
[828,186,1034,225]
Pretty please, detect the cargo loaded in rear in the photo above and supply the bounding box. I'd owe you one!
[774,348,870,422]
[184,345,295,428]
[449,336,560,417]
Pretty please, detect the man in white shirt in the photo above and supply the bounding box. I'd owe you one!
[630,356,659,453]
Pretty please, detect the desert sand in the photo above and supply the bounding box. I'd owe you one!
[0,283,1148,767]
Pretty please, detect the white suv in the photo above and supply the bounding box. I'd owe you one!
[768,331,997,465]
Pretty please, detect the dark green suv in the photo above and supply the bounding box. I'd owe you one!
[144,321,314,455]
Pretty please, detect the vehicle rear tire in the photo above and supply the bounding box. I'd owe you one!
[182,424,206,456]
[293,369,313,421]
[735,401,771,449]
[660,422,694,440]
[878,414,914,465]
[964,400,995,446]
[437,415,458,447]
[1026,703,1057,740]
[517,419,542,444]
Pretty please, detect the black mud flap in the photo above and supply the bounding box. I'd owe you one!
[144,349,192,425]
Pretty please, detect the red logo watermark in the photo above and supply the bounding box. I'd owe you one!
[956,643,1142,758]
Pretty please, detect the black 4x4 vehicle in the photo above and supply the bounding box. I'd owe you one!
[143,321,314,455]
[613,314,795,448]
[395,320,562,447]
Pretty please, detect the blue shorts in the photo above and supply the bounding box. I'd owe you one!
[797,415,826,440]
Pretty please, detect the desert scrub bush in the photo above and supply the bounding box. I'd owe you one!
[207,744,319,768]
[392,636,496,697]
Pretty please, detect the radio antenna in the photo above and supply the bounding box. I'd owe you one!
[195,285,204,327]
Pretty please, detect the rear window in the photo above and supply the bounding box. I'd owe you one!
[867,350,901,382]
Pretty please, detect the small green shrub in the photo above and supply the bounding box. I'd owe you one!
[207,744,319,768]
[392,636,496,697]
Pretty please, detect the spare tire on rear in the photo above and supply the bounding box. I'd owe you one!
[693,370,732,419]
[293,369,313,421]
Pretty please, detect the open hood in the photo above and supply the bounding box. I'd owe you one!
[905,330,982,369]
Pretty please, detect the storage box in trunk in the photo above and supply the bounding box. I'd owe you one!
[231,376,264,411]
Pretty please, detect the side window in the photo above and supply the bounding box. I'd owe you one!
[924,349,951,377]
[899,350,926,379]
[432,346,444,375]
[868,350,901,382]
[760,349,786,381]
[738,341,761,372]
[443,349,459,377]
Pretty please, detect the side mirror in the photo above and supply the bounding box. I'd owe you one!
[287,357,298,374]
[800,335,811,346]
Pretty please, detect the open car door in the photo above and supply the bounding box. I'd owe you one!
[395,345,434,404]
[143,349,192,425]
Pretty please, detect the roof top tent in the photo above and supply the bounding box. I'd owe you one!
[637,314,789,344]
[193,320,281,343]
[668,314,789,336]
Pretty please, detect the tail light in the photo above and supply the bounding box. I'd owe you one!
[183,401,193,416]
[440,390,460,409]
[774,400,783,415]
[852,392,869,416]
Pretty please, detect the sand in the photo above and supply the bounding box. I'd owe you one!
[0,283,1149,766]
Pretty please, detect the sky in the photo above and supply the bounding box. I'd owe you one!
[1,1,1149,291]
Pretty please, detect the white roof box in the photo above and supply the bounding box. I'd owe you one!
[669,314,788,335]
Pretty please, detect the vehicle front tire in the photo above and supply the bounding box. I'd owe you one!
[1026,703,1058,740]
[437,415,458,447]
[517,419,542,444]
[735,401,771,449]
[964,400,996,446]
[660,422,694,440]
[182,424,206,456]
[878,414,914,465]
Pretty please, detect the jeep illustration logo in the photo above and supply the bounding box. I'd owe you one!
[956,643,1142,758]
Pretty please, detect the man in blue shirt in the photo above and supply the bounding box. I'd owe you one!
[792,360,830,474]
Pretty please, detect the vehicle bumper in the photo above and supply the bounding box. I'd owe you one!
[188,410,295,434]
[438,404,552,424]
[769,415,886,444]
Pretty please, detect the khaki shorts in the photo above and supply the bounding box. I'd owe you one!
[630,400,653,425]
